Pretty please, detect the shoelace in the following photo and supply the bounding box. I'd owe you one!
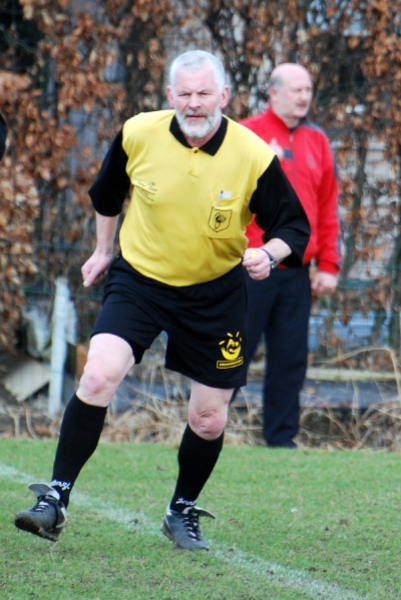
[182,509,201,540]
[33,496,54,513]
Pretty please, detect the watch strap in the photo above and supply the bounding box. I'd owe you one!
[260,248,278,268]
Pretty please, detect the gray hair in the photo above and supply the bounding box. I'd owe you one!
[169,50,227,91]
[267,73,283,94]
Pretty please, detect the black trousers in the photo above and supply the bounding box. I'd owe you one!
[244,264,311,445]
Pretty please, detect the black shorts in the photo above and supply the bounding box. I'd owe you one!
[91,255,248,389]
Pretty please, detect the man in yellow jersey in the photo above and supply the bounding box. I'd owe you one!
[15,50,310,550]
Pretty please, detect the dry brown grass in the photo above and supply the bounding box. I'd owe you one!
[3,393,401,450]
[299,402,401,450]
[2,346,401,450]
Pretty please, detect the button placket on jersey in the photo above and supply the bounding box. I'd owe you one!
[187,147,200,176]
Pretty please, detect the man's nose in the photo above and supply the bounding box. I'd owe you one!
[188,94,201,108]
[300,90,312,101]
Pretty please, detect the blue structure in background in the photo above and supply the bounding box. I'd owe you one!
[309,309,390,352]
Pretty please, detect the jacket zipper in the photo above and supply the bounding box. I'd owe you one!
[289,132,298,191]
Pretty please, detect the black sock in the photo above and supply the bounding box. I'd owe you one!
[170,424,224,512]
[50,394,107,507]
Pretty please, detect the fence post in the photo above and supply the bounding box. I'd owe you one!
[48,277,70,416]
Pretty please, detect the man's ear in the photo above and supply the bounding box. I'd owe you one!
[269,86,278,103]
[220,85,230,109]
[166,86,175,108]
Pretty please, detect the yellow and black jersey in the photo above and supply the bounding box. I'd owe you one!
[89,110,310,286]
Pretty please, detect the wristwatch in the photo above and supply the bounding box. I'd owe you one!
[261,248,278,269]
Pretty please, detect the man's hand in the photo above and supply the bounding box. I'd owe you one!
[311,271,338,296]
[242,248,274,280]
[81,251,113,288]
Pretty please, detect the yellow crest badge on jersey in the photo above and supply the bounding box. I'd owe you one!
[217,331,244,369]
[208,207,232,233]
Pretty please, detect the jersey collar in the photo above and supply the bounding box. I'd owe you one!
[170,115,228,155]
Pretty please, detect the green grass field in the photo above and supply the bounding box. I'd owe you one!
[1,438,401,600]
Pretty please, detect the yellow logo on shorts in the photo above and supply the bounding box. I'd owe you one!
[217,331,244,369]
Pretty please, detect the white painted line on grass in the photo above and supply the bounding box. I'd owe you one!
[0,463,161,536]
[1,463,367,600]
[214,548,366,600]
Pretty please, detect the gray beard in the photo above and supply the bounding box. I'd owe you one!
[176,109,222,141]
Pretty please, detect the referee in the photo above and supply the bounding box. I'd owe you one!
[15,50,310,550]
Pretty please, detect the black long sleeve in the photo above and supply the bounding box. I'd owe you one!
[88,129,131,216]
[249,156,310,266]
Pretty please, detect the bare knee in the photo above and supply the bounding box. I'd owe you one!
[80,361,111,395]
[188,385,232,440]
[189,410,227,440]
[77,334,135,406]
[78,358,128,406]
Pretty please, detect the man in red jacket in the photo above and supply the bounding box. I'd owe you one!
[240,63,341,447]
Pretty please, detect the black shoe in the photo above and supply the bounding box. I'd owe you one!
[14,483,67,542]
[267,440,298,448]
[161,505,215,550]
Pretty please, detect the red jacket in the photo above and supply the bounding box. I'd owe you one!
[241,107,341,274]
